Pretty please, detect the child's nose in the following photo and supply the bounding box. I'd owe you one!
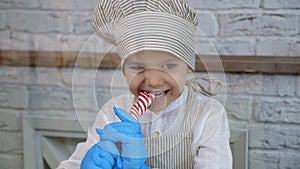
[144,69,164,87]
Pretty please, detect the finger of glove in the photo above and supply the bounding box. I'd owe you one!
[100,123,143,143]
[92,144,116,167]
[108,122,141,134]
[98,126,124,143]
[98,140,120,157]
[81,144,114,169]
[122,142,149,159]
[96,128,103,136]
[80,158,107,169]
[122,159,151,169]
[113,106,137,123]
[113,155,123,169]
[94,156,113,169]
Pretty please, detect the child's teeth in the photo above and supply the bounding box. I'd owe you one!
[152,91,164,97]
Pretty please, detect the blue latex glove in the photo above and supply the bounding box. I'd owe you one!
[80,140,122,169]
[97,107,150,169]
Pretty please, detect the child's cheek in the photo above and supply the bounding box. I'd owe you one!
[169,74,185,89]
[126,74,143,94]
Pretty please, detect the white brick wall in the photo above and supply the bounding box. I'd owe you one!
[262,0,300,9]
[256,38,293,56]
[0,0,300,169]
[188,0,260,9]
[7,10,73,33]
[219,13,298,37]
[0,109,21,131]
[0,11,5,29]
[0,154,23,169]
[297,76,300,97]
[0,0,40,9]
[0,85,29,109]
[40,0,99,10]
[254,97,300,123]
[197,13,218,37]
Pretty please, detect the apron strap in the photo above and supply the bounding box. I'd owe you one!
[185,76,221,96]
[183,76,221,131]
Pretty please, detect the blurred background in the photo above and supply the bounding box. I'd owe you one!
[0,0,299,169]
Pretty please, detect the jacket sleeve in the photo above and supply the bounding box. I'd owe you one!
[56,97,121,169]
[193,98,233,169]
[56,128,99,169]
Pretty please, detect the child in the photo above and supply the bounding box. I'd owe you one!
[58,0,232,168]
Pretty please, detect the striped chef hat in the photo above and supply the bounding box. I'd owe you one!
[93,0,198,70]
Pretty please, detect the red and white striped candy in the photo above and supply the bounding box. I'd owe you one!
[130,92,155,120]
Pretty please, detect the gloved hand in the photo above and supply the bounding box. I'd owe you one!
[97,107,150,169]
[80,140,122,169]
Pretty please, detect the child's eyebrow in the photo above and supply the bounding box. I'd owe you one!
[163,58,181,63]
[124,60,144,65]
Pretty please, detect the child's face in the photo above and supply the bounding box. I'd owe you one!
[123,50,191,112]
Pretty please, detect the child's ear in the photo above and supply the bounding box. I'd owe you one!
[187,67,193,73]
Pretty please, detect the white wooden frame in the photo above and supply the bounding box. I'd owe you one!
[22,116,87,169]
[23,115,248,169]
[229,123,248,169]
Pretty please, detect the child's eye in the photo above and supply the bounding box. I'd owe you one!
[162,64,177,70]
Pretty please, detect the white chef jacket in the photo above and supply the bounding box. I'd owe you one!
[57,86,232,169]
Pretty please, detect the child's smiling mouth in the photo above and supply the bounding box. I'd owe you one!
[140,89,170,98]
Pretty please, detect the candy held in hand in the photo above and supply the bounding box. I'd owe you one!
[130,92,155,120]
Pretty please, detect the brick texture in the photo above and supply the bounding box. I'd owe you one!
[0,154,23,169]
[224,95,252,121]
[260,75,297,96]
[262,0,300,9]
[197,13,218,37]
[249,150,300,169]
[256,38,300,57]
[0,0,39,9]
[0,12,5,30]
[188,0,260,9]
[219,13,298,37]
[0,109,20,131]
[29,86,73,110]
[0,131,22,153]
[297,76,300,97]
[0,84,29,109]
[7,10,73,33]
[254,97,300,123]
[40,0,99,10]
[249,124,300,149]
